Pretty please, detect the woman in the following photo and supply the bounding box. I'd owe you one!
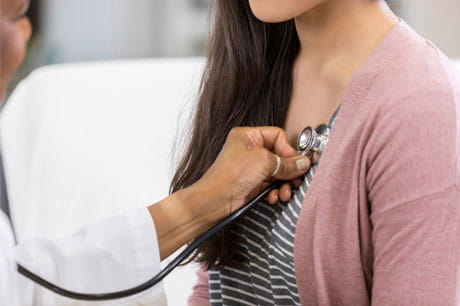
[180,0,460,305]
[0,0,313,304]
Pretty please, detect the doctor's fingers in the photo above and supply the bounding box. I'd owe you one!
[266,183,290,204]
[270,154,311,181]
[264,154,310,204]
[266,178,304,204]
[230,126,298,158]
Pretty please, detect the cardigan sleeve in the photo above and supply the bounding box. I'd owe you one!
[365,85,460,305]
[188,265,210,306]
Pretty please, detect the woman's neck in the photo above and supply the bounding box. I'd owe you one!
[294,0,399,82]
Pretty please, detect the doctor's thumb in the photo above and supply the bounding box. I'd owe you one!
[271,154,311,180]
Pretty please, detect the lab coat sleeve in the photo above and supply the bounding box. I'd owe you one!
[14,207,166,306]
[0,212,18,305]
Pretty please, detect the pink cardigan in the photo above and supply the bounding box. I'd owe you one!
[189,20,460,305]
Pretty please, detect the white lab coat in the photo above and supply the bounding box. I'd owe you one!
[0,208,167,305]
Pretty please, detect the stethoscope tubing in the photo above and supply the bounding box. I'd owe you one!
[16,111,337,300]
[17,180,285,301]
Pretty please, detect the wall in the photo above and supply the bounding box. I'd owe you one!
[40,0,209,63]
[401,0,460,58]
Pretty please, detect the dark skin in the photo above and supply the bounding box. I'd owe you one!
[0,0,31,100]
[0,0,311,260]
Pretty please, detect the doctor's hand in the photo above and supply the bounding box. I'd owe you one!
[149,126,311,260]
[197,126,311,213]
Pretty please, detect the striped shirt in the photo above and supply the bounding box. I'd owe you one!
[208,104,341,306]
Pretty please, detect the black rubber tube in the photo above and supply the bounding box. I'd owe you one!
[17,180,285,301]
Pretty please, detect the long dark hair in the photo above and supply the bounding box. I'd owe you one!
[170,0,299,269]
[171,0,398,270]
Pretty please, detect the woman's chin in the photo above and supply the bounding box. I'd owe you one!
[248,0,320,23]
[252,14,296,24]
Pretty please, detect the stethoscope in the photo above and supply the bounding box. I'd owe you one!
[17,119,335,301]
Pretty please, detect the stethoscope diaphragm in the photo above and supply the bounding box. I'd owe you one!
[297,125,330,157]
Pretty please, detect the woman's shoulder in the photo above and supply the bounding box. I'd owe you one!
[358,20,460,189]
[352,21,460,128]
[368,20,460,109]
[355,22,460,209]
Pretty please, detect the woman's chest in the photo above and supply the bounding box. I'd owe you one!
[283,77,346,148]
[292,110,376,305]
[283,102,339,149]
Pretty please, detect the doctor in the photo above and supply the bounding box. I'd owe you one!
[0,0,312,304]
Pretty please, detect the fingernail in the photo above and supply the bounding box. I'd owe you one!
[296,157,309,170]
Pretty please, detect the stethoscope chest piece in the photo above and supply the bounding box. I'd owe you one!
[297,125,330,156]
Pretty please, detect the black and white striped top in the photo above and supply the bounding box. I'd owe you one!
[208,104,341,306]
